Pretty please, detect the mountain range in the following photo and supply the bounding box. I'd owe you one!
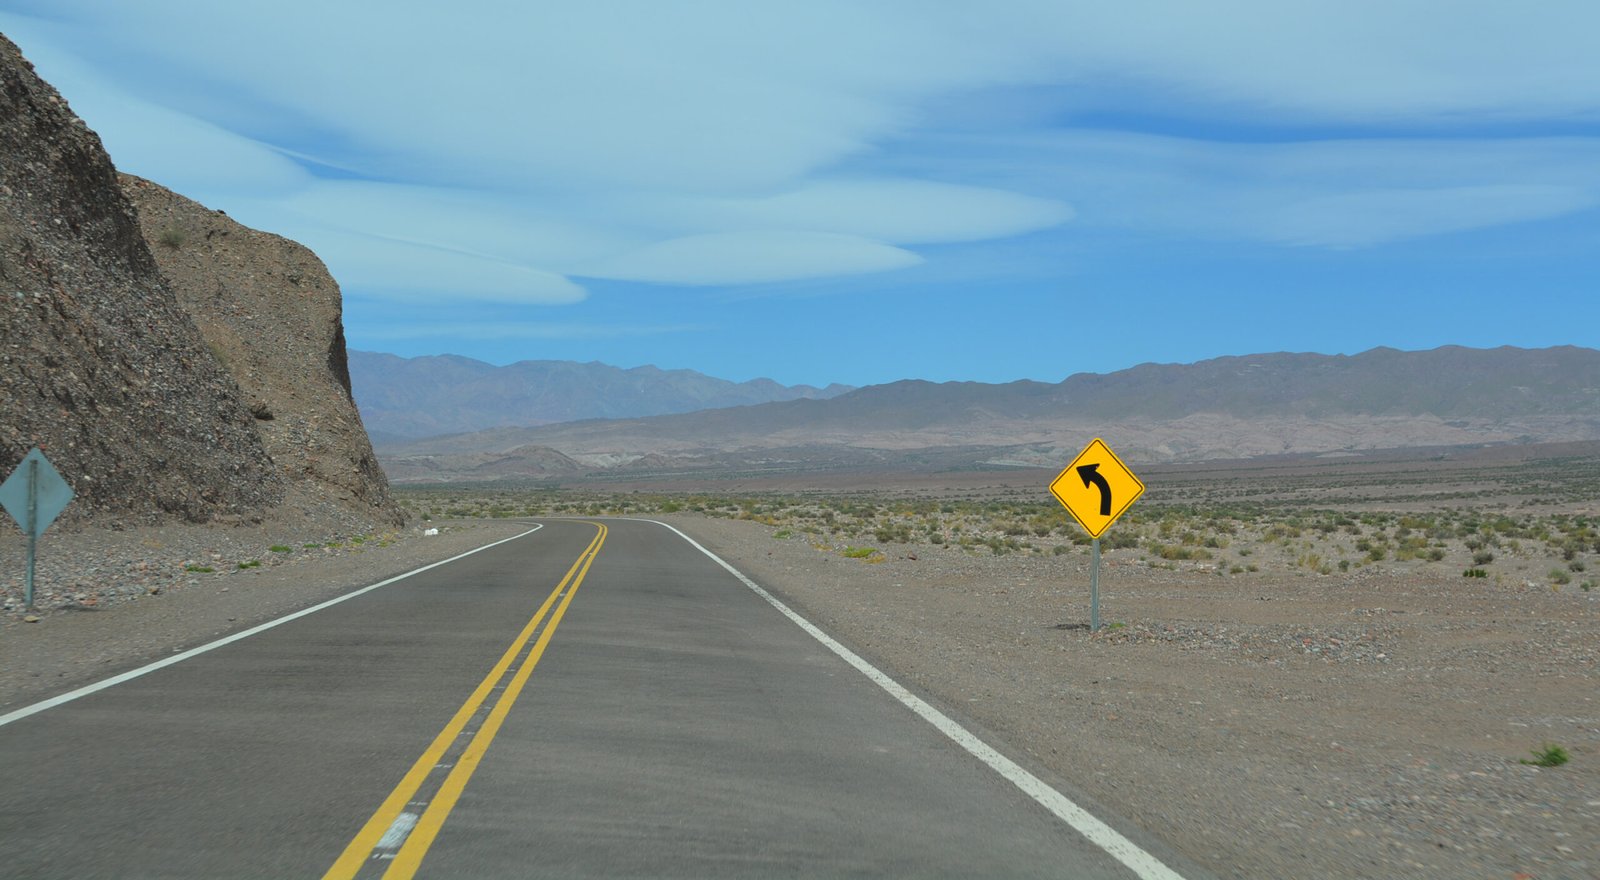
[369,345,1600,482]
[349,351,852,442]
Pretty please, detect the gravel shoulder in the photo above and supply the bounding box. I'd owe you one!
[661,513,1599,880]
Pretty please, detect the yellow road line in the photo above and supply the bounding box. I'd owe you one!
[322,523,605,880]
[383,522,605,878]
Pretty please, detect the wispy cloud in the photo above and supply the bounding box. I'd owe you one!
[888,130,1600,248]
[609,179,1072,247]
[575,231,923,286]
[353,321,705,341]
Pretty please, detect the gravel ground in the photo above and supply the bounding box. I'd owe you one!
[662,513,1600,880]
[0,518,531,711]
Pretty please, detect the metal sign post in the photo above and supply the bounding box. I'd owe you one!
[1,448,76,611]
[1049,438,1143,632]
[1088,537,1100,633]
[26,457,38,609]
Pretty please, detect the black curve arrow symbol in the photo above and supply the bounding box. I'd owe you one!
[1077,463,1112,516]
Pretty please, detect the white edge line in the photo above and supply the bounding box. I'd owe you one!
[639,518,1187,880]
[0,524,544,728]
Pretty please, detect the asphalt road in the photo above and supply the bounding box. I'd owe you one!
[1,519,1173,878]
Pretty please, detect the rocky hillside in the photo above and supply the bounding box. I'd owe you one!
[0,34,283,524]
[0,34,399,527]
[379,443,585,484]
[351,351,852,441]
[122,176,401,526]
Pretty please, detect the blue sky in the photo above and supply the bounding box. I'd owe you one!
[3,2,1597,388]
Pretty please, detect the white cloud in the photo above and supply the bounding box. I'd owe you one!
[1268,185,1598,248]
[45,1,1600,198]
[285,227,588,304]
[918,130,1600,247]
[0,14,309,196]
[353,321,701,341]
[614,179,1072,246]
[24,2,1053,192]
[263,181,635,268]
[576,231,923,285]
[1031,1,1600,123]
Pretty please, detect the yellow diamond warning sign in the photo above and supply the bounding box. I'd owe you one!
[1049,438,1144,538]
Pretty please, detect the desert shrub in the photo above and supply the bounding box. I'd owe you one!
[1520,744,1569,767]
[875,525,912,543]
[1105,531,1140,550]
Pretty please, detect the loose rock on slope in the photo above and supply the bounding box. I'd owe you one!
[0,33,283,524]
[121,175,402,527]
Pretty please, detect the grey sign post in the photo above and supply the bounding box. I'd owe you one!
[1049,438,1144,631]
[0,448,76,610]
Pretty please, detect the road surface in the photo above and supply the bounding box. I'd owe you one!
[0,519,1182,878]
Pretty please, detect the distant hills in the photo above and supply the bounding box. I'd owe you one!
[370,346,1600,483]
[349,351,853,442]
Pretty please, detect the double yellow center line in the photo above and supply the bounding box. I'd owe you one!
[323,522,607,880]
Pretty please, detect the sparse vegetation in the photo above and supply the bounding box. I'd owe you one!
[237,560,261,570]
[1519,743,1570,767]
[386,461,1600,591]
[184,564,214,573]
[269,545,293,553]
[157,226,186,249]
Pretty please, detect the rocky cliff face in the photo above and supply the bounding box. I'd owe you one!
[121,176,401,527]
[0,33,400,528]
[0,34,284,524]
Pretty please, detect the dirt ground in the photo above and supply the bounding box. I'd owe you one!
[666,512,1597,880]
